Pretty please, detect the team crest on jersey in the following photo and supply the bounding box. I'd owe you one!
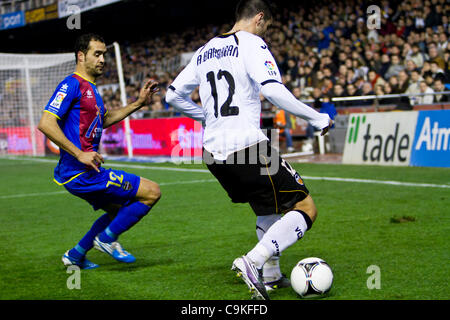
[86,90,93,99]
[122,181,133,191]
[49,92,67,109]
[294,173,304,185]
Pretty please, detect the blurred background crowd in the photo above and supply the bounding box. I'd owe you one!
[97,0,450,119]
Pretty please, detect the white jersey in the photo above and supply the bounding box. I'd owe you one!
[170,31,281,160]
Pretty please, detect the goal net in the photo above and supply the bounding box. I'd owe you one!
[0,43,132,158]
[0,52,75,156]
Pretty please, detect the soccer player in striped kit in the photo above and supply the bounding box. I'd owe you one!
[38,34,161,269]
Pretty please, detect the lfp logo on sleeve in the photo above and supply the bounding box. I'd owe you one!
[264,61,277,76]
[50,92,67,109]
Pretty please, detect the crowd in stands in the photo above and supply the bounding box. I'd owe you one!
[98,0,450,118]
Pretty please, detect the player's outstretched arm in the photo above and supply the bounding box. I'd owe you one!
[165,88,205,122]
[103,80,159,128]
[261,82,333,135]
[38,112,104,172]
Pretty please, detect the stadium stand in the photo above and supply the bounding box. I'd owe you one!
[92,0,450,119]
[1,0,450,120]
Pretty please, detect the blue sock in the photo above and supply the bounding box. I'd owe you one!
[69,213,111,259]
[98,201,151,243]
[98,226,118,243]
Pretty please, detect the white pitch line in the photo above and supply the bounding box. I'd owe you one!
[1,156,210,173]
[0,179,217,200]
[108,162,210,173]
[302,176,450,189]
[1,156,449,189]
[0,191,67,199]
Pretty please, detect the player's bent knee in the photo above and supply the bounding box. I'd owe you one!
[137,179,161,206]
[293,195,317,224]
[146,181,161,204]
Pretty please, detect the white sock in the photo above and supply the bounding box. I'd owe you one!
[261,256,282,282]
[247,211,309,269]
[256,214,281,240]
[255,215,282,280]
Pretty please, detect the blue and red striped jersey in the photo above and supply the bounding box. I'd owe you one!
[44,72,107,184]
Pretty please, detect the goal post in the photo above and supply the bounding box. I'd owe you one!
[112,42,133,158]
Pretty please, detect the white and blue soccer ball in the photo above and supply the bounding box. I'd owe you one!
[290,257,333,298]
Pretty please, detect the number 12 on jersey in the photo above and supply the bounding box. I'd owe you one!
[206,70,240,118]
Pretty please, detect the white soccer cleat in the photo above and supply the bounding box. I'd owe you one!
[62,250,99,269]
[231,255,270,300]
[93,236,136,263]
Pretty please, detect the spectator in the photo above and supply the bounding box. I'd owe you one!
[345,83,360,106]
[375,84,386,104]
[409,44,425,68]
[424,73,435,87]
[424,5,441,28]
[405,59,418,73]
[444,50,450,82]
[274,109,294,153]
[418,81,435,104]
[359,82,375,105]
[312,70,325,89]
[385,55,405,79]
[319,95,337,126]
[397,70,410,93]
[428,45,445,69]
[303,65,315,88]
[430,61,446,81]
[318,30,331,52]
[368,70,386,89]
[433,79,450,103]
[321,77,334,95]
[286,59,299,80]
[406,69,423,104]
[421,60,433,79]
[331,83,347,107]
[381,82,401,105]
[388,75,401,93]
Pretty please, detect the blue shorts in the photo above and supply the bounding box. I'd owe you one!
[64,167,141,210]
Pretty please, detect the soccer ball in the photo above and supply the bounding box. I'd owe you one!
[290,257,333,297]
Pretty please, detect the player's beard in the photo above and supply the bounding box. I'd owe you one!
[86,63,104,79]
[93,64,104,77]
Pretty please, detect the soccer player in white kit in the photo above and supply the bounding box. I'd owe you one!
[166,0,333,300]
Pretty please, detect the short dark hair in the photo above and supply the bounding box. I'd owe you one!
[74,33,105,63]
[235,0,274,22]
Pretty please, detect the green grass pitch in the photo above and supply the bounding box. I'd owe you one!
[0,157,449,300]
